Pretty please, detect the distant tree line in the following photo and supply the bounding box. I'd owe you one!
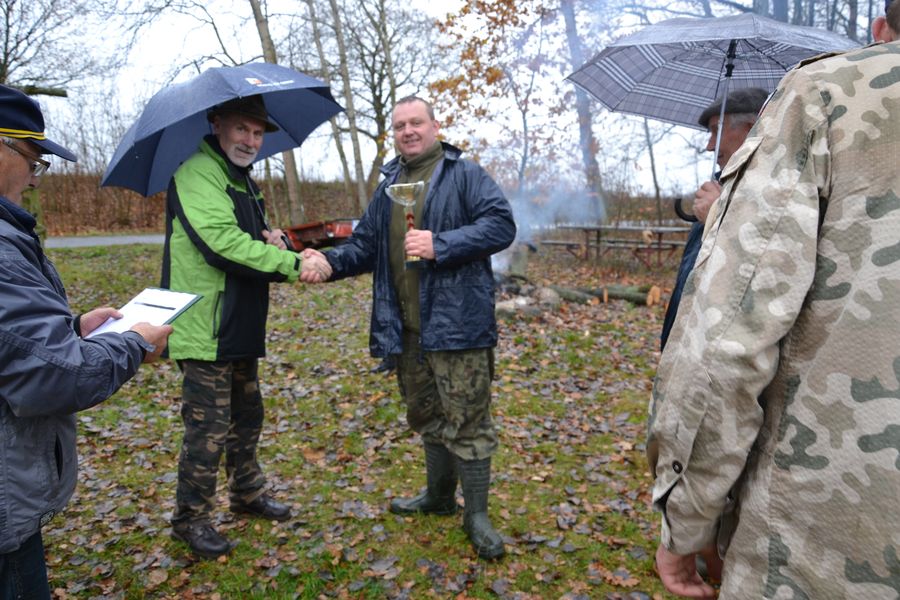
[0,0,874,227]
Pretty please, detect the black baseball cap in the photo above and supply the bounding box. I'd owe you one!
[0,84,76,162]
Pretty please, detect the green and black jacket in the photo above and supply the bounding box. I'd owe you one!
[161,136,301,361]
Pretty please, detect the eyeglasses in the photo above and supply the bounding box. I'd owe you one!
[2,139,50,177]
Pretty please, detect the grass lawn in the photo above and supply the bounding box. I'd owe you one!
[43,243,682,600]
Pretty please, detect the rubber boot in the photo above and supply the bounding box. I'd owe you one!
[457,457,505,560]
[390,442,459,515]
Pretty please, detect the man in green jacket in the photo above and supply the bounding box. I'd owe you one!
[162,95,308,559]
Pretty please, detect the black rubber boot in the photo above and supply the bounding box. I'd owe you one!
[457,457,505,560]
[389,442,459,515]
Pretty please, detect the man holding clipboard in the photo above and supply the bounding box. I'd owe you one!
[0,85,172,599]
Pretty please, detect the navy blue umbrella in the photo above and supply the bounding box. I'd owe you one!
[102,62,343,196]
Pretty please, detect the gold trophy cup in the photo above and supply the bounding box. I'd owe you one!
[386,181,426,269]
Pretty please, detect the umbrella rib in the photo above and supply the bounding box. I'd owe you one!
[741,39,794,70]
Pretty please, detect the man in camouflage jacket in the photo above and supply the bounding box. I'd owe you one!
[647,39,900,598]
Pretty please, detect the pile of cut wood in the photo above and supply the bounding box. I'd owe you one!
[493,242,663,318]
[495,282,662,319]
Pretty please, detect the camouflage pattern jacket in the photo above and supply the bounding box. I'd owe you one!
[648,41,900,599]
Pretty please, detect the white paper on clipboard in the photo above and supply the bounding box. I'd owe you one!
[85,287,201,338]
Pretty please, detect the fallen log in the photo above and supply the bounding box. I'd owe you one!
[573,284,661,307]
[548,285,596,304]
[606,284,661,306]
[608,288,657,306]
[573,286,609,303]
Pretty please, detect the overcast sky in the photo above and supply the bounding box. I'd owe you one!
[44,0,710,199]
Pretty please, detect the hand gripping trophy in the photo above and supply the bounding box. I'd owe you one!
[386,181,426,269]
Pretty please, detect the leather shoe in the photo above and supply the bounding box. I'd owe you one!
[230,494,292,521]
[171,521,235,560]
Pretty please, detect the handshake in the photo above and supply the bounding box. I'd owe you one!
[300,248,332,283]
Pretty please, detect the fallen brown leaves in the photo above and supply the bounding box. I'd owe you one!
[44,246,680,599]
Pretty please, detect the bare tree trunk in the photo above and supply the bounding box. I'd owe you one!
[866,0,874,42]
[359,0,397,197]
[248,0,304,224]
[327,0,369,213]
[642,119,662,227]
[503,20,542,195]
[560,0,603,216]
[263,157,281,226]
[753,0,769,17]
[847,0,858,41]
[772,0,789,21]
[361,0,397,101]
[305,0,353,201]
[792,0,804,23]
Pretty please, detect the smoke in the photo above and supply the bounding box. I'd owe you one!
[510,188,606,242]
[493,187,606,272]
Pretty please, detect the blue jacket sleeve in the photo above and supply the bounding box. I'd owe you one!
[660,222,705,351]
[431,162,516,267]
[325,192,381,279]
[0,251,150,418]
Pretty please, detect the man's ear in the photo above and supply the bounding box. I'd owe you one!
[872,16,893,43]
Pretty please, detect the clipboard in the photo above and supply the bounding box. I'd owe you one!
[85,287,201,338]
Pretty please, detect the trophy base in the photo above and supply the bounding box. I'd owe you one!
[404,258,424,270]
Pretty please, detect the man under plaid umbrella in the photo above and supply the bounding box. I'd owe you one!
[660,87,769,352]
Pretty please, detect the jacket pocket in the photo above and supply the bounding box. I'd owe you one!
[212,291,223,339]
[2,415,52,525]
[710,136,763,227]
[54,435,63,480]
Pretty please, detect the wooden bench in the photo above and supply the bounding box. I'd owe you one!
[543,230,689,264]
[540,239,597,259]
[600,240,685,267]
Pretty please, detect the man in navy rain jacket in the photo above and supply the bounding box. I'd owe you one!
[304,96,516,560]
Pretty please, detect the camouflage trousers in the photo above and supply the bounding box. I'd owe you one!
[172,359,267,525]
[396,332,498,461]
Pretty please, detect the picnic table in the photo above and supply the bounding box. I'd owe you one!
[542,224,693,267]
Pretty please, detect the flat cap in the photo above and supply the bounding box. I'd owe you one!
[698,87,770,129]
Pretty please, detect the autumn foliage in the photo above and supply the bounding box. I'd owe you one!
[37,175,360,236]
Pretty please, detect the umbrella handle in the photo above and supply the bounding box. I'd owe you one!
[711,40,737,180]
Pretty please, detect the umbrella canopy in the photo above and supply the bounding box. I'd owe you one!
[102,62,343,196]
[567,13,859,131]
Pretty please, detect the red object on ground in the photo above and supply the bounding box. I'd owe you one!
[283,218,357,250]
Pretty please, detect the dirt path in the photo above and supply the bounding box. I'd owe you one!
[44,234,164,248]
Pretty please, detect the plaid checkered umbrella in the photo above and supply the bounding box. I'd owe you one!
[567,13,859,131]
